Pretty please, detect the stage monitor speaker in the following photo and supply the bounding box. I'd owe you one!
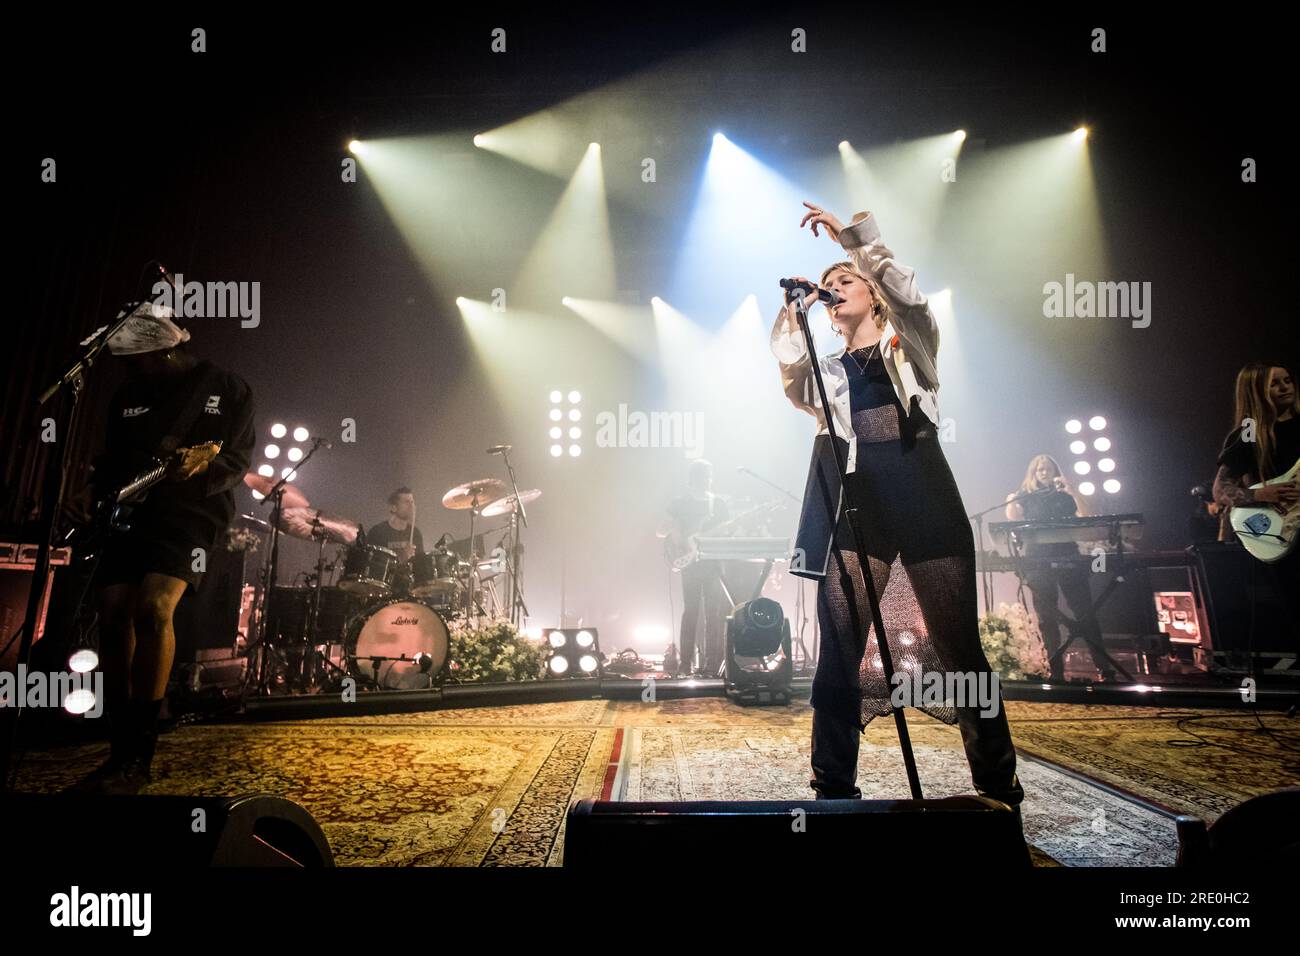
[564,796,1029,867]
[1,793,333,866]
[1176,787,1300,866]
[0,543,72,672]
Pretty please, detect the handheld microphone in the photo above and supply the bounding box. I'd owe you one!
[312,436,334,449]
[779,278,843,307]
[487,445,512,455]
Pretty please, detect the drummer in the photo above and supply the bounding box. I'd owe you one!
[366,487,424,561]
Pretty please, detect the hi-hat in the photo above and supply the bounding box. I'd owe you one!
[441,479,507,511]
[243,473,310,509]
[275,507,360,544]
[480,489,541,518]
[236,512,271,532]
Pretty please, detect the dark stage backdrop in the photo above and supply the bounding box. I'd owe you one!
[10,10,1295,649]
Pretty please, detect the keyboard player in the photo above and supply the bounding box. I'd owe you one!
[1005,454,1117,683]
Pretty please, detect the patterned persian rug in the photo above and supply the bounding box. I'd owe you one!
[12,696,1293,866]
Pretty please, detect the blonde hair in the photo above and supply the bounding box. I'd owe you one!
[1231,363,1299,481]
[1018,453,1089,516]
[820,261,891,333]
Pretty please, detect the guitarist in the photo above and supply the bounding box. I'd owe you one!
[1214,362,1300,646]
[71,306,254,794]
[664,459,730,677]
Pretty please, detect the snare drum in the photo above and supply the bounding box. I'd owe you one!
[344,597,451,690]
[339,544,398,597]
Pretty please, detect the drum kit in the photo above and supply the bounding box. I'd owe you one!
[239,466,540,696]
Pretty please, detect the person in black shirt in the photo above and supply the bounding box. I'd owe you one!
[366,487,424,561]
[1005,454,1114,683]
[73,307,254,794]
[663,460,730,677]
[1213,362,1300,646]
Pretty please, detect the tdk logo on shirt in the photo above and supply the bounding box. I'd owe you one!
[122,406,149,418]
[204,395,222,415]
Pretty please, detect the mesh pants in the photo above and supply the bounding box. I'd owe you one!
[809,404,1023,804]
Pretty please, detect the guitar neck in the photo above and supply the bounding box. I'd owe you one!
[116,462,169,504]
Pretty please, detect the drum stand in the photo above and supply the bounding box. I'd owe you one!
[497,448,531,629]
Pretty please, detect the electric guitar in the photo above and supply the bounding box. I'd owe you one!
[1228,457,1300,563]
[73,442,224,548]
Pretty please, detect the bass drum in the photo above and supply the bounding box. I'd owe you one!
[343,598,450,690]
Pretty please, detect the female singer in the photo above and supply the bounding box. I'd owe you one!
[771,201,1022,806]
[1005,454,1114,683]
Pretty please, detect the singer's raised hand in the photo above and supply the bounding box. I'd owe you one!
[800,201,844,241]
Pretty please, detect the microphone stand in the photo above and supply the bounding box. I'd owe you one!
[970,487,1062,616]
[2,300,145,792]
[788,289,923,799]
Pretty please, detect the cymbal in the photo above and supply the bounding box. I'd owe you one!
[243,473,310,509]
[236,512,271,532]
[275,507,361,544]
[480,488,542,518]
[441,478,507,511]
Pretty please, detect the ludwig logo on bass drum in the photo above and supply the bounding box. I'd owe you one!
[391,615,420,626]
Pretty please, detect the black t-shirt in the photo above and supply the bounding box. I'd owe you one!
[366,522,424,556]
[1218,415,1300,482]
[96,359,255,546]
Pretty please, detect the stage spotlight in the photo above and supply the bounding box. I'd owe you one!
[270,423,287,439]
[588,142,600,150]
[550,390,562,403]
[568,445,582,457]
[1098,458,1116,472]
[1089,415,1107,430]
[568,409,581,422]
[954,129,967,141]
[542,628,602,678]
[549,409,562,422]
[561,296,572,307]
[550,427,562,439]
[287,447,304,462]
[839,140,850,150]
[281,468,298,481]
[1103,479,1122,494]
[1074,127,1089,141]
[473,134,485,148]
[713,132,727,144]
[1070,440,1086,455]
[68,648,98,674]
[725,598,792,704]
[251,490,265,501]
[1074,461,1091,475]
[569,427,581,439]
[550,445,562,457]
[265,444,281,459]
[568,390,581,403]
[1079,481,1096,496]
[293,426,310,443]
[1094,436,1112,451]
[1065,419,1082,434]
[650,296,663,306]
[257,464,274,478]
[347,140,362,154]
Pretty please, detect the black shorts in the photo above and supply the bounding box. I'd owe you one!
[93,528,211,592]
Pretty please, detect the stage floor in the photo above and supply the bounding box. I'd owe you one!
[12,698,1296,866]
